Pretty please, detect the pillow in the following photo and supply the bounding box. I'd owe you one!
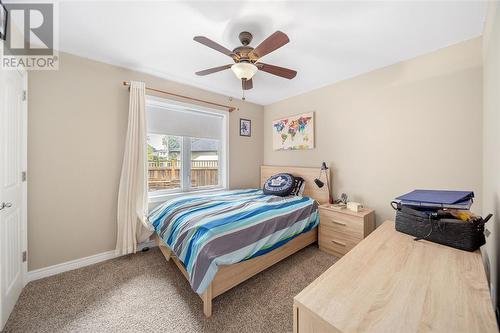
[290,177,305,196]
[263,173,296,196]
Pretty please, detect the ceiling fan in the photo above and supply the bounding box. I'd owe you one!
[193,31,297,96]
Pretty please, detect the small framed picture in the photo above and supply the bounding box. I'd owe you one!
[0,1,7,41]
[240,118,251,137]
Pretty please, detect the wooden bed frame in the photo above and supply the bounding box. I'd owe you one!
[154,165,330,317]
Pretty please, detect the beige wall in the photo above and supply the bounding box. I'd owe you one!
[28,52,264,270]
[264,38,483,224]
[28,37,487,276]
[482,1,500,313]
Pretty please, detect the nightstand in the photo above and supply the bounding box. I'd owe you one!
[318,204,375,257]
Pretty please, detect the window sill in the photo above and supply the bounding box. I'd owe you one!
[148,187,227,204]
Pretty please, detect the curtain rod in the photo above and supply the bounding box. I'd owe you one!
[122,81,237,112]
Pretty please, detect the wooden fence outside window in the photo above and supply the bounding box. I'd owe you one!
[148,160,219,191]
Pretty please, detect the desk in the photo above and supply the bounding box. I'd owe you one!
[294,221,497,333]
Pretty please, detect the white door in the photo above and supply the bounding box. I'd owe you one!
[0,68,27,330]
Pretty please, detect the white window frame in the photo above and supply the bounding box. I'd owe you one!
[146,96,229,203]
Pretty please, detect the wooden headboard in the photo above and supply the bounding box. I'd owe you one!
[260,165,330,204]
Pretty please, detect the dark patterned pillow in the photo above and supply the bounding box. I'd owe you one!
[290,177,305,196]
[263,173,296,196]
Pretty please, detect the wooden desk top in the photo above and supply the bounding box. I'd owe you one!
[295,221,498,333]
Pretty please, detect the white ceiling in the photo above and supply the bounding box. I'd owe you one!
[56,1,487,105]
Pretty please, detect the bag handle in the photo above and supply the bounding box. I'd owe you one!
[414,217,434,241]
[391,201,438,220]
[391,200,434,241]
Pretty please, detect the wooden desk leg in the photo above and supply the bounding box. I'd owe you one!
[293,303,298,333]
[202,284,213,317]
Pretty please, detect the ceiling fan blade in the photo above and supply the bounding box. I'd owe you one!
[193,36,237,59]
[256,63,297,79]
[249,31,289,59]
[242,78,253,90]
[195,64,232,76]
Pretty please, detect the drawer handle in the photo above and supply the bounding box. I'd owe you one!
[329,219,346,226]
[331,239,346,246]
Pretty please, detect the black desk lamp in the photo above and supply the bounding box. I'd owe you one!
[314,162,333,204]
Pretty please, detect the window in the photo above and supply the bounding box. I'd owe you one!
[146,97,227,196]
[190,138,220,188]
[147,134,182,192]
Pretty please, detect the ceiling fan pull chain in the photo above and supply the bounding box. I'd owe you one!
[242,89,246,101]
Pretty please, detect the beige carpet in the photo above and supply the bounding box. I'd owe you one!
[2,245,337,333]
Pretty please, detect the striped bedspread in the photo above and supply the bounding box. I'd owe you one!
[148,189,319,294]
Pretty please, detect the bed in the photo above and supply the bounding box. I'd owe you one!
[149,166,330,317]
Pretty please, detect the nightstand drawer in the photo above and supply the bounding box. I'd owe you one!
[319,211,364,239]
[318,225,359,256]
[317,204,375,258]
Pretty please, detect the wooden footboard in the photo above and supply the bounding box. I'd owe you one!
[154,228,318,317]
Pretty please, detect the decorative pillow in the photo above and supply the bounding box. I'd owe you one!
[263,173,296,196]
[290,177,305,196]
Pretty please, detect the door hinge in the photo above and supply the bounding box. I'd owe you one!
[22,90,27,101]
[22,251,27,262]
[22,171,27,182]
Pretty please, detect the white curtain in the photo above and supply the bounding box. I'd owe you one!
[116,81,153,255]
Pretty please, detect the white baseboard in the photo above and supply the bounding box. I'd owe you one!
[26,240,157,283]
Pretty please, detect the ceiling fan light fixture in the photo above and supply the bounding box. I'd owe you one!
[231,62,258,80]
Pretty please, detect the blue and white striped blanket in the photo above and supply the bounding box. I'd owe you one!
[148,189,319,294]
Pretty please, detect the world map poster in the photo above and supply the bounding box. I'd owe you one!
[272,112,315,150]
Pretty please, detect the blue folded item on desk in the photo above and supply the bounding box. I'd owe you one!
[395,190,474,210]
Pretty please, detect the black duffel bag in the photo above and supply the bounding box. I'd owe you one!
[391,201,492,252]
